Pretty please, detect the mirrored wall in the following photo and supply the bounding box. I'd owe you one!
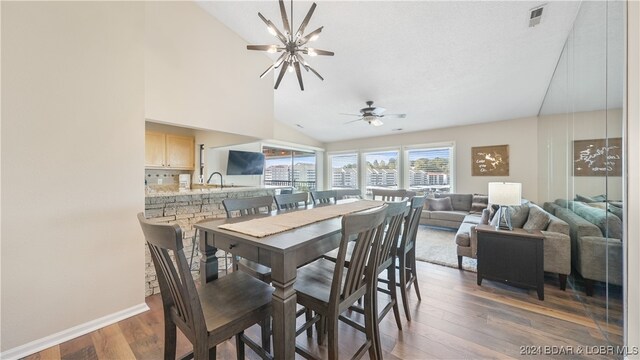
[538,0,624,343]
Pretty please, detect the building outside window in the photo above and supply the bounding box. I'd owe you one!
[406,147,452,195]
[329,153,358,189]
[263,147,316,191]
[363,150,399,196]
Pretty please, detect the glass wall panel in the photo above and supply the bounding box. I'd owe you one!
[538,0,624,344]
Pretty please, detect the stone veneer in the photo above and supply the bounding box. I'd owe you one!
[143,188,276,296]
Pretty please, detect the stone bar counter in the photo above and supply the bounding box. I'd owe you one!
[143,187,276,296]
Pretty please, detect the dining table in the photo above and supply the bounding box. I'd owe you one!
[194,199,383,359]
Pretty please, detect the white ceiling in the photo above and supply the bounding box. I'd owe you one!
[198,1,581,143]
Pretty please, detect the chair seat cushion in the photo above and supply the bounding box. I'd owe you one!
[462,214,483,224]
[199,271,273,334]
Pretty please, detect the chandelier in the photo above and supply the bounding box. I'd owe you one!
[247,0,334,91]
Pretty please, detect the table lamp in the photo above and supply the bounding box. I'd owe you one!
[488,182,522,230]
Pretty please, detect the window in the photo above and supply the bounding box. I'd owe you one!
[263,147,316,191]
[329,153,358,189]
[406,147,452,195]
[363,150,399,196]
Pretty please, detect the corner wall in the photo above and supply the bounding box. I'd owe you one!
[1,2,145,354]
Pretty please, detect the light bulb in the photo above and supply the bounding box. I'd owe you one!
[267,26,277,36]
[267,46,277,53]
[309,34,319,41]
[307,48,317,57]
[288,65,294,73]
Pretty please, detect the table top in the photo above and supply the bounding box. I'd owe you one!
[475,224,544,239]
[194,199,384,254]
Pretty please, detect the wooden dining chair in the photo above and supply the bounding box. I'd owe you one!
[371,188,416,201]
[393,195,426,321]
[273,192,308,210]
[293,205,388,360]
[335,188,363,200]
[222,195,275,352]
[137,213,273,360]
[310,190,338,205]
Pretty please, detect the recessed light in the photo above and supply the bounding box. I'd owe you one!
[392,128,403,131]
[296,124,304,128]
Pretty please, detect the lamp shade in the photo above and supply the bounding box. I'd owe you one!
[488,182,522,205]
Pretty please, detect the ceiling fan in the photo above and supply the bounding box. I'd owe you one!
[342,101,407,127]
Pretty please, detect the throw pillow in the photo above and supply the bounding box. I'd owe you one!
[489,204,530,228]
[470,194,489,214]
[523,205,551,231]
[593,194,607,202]
[429,197,453,211]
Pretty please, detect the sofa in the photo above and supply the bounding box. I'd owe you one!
[455,202,571,289]
[543,199,623,295]
[420,193,484,228]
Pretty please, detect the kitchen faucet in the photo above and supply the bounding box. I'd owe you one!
[206,171,224,189]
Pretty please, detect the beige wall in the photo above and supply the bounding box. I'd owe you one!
[145,2,275,139]
[272,120,325,149]
[537,109,624,203]
[626,0,639,354]
[325,117,539,202]
[1,2,145,354]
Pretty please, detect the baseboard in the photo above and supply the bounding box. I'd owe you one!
[0,302,149,360]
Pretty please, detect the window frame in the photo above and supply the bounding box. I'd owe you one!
[327,151,360,190]
[403,142,456,194]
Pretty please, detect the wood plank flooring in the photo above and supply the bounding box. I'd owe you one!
[23,261,622,359]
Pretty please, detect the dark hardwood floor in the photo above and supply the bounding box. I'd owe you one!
[24,261,622,359]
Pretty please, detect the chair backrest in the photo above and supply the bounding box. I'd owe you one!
[372,200,408,274]
[336,188,363,200]
[399,195,426,254]
[222,195,274,218]
[274,192,308,210]
[310,190,337,205]
[137,213,205,341]
[329,205,388,308]
[279,188,294,195]
[371,189,416,201]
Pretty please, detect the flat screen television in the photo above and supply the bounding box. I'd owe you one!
[226,150,265,175]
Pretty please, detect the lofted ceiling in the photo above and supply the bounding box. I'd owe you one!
[198,1,581,143]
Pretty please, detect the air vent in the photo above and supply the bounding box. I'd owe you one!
[529,5,545,27]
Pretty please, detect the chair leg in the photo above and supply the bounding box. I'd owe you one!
[316,316,326,345]
[398,255,411,321]
[457,255,463,270]
[163,318,177,360]
[410,250,422,301]
[305,309,313,338]
[327,315,339,360]
[366,284,381,360]
[387,264,402,330]
[236,332,245,359]
[260,317,270,353]
[585,279,594,296]
[559,274,567,291]
[210,346,216,360]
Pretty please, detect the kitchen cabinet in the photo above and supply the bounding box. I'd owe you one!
[145,131,194,170]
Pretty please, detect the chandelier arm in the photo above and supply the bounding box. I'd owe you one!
[298,26,323,46]
[259,64,275,79]
[305,64,324,81]
[274,52,288,68]
[258,13,288,44]
[274,61,289,89]
[308,48,334,56]
[247,45,277,51]
[296,3,316,38]
[294,54,309,71]
[294,62,304,91]
[278,0,290,35]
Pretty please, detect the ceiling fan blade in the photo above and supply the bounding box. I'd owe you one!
[344,118,364,124]
[299,27,323,45]
[274,62,289,89]
[278,0,291,35]
[381,114,407,119]
[294,62,304,91]
[371,107,386,115]
[296,3,316,38]
[339,113,363,116]
[259,64,275,78]
[247,45,277,51]
[308,48,335,56]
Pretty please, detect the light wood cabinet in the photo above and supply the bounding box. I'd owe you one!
[145,131,194,170]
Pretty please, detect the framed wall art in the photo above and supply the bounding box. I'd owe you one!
[573,138,622,176]
[472,144,509,176]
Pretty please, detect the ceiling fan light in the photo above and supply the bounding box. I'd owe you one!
[371,119,384,127]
